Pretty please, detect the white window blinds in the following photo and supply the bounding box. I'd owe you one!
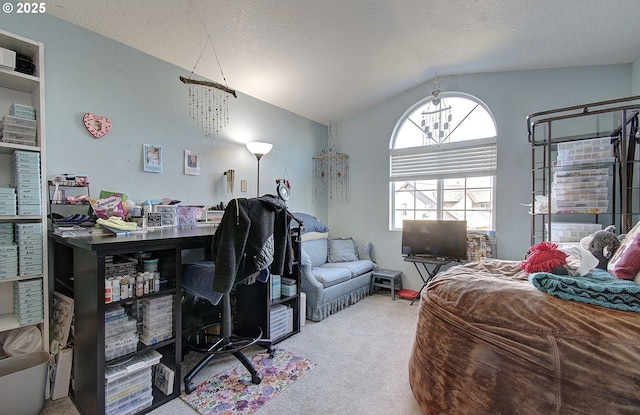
[390,137,497,181]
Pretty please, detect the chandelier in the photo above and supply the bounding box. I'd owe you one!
[421,76,452,145]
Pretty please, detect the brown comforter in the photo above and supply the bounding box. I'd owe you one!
[408,260,640,415]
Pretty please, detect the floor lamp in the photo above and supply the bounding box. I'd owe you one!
[245,141,273,197]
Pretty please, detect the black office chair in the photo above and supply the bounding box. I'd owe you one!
[182,261,263,393]
[181,196,295,394]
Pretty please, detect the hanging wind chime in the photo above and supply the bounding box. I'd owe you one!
[180,35,237,138]
[313,122,349,201]
[421,75,452,146]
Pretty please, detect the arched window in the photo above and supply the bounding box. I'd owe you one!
[389,92,497,231]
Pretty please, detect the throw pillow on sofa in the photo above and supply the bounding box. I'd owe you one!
[329,238,358,262]
[292,212,329,234]
[355,241,372,261]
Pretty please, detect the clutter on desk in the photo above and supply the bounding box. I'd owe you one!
[49,174,89,188]
[90,192,127,219]
[176,206,197,228]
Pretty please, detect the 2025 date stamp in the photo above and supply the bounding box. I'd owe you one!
[3,2,47,14]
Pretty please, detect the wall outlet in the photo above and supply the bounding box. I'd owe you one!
[241,180,247,192]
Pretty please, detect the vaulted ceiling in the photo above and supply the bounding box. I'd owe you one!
[47,0,640,125]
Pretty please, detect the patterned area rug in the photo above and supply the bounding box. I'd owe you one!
[180,349,317,415]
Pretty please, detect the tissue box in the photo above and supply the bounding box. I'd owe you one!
[281,284,297,297]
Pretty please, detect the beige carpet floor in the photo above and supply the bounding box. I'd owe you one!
[41,292,424,415]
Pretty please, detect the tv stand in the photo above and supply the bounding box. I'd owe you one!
[403,256,459,305]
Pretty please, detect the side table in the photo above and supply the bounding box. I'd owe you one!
[370,269,403,300]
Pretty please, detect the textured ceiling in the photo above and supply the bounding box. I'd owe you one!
[47,0,640,125]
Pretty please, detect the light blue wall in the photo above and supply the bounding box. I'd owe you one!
[633,56,640,95]
[0,14,328,218]
[334,65,633,290]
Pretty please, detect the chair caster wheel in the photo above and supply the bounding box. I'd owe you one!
[185,381,196,394]
[252,374,262,384]
[267,346,276,358]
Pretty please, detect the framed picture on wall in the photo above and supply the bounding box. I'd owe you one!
[184,150,200,175]
[143,144,163,173]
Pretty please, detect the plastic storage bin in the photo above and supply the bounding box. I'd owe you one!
[548,222,602,243]
[0,351,50,415]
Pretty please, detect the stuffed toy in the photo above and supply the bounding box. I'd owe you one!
[520,241,568,274]
[580,225,623,270]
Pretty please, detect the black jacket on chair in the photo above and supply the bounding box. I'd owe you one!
[211,195,293,295]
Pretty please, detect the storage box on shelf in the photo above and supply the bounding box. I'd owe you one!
[547,222,603,243]
[104,349,161,415]
[140,295,173,346]
[1,106,37,146]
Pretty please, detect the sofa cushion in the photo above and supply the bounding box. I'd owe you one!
[328,238,358,262]
[303,238,328,268]
[312,266,352,288]
[321,260,374,278]
[355,240,372,261]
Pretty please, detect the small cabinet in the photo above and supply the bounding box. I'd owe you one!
[235,226,302,348]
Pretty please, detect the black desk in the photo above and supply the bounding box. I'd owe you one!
[403,256,459,305]
[50,227,216,415]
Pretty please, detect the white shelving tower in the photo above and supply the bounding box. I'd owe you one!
[0,29,48,354]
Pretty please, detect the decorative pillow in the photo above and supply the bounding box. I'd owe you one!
[292,212,329,234]
[608,222,640,281]
[328,238,358,263]
[355,240,372,261]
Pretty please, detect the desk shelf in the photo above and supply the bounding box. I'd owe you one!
[49,227,215,415]
[235,226,302,349]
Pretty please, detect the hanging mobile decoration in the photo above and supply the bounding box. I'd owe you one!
[421,74,452,146]
[179,34,237,138]
[313,122,349,202]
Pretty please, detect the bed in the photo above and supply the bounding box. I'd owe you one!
[408,259,640,415]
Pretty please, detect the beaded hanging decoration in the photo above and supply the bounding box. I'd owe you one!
[179,35,236,138]
[313,122,349,202]
[184,79,230,138]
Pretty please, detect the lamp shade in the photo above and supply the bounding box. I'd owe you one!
[246,141,273,156]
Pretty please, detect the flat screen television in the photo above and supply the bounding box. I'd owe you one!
[401,220,468,260]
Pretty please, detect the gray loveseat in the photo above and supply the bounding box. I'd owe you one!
[300,236,376,321]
